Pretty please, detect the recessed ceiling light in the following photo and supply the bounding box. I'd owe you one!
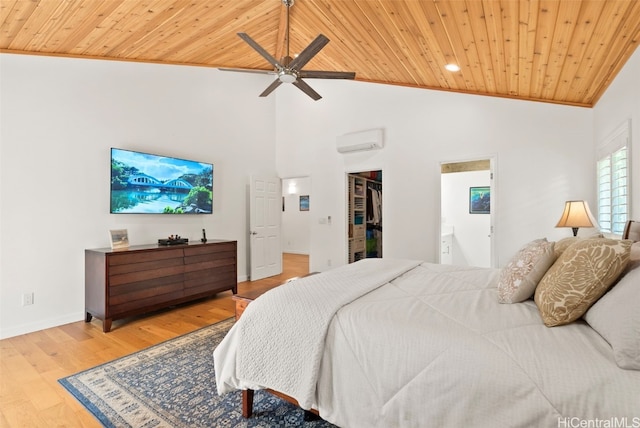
[445,64,460,72]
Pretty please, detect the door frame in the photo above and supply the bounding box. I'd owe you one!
[439,156,497,268]
[344,169,384,264]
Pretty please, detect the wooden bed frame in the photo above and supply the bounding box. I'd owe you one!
[623,220,640,241]
[242,389,319,419]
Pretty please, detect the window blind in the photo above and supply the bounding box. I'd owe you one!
[597,121,630,235]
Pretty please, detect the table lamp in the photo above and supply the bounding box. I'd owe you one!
[556,200,598,236]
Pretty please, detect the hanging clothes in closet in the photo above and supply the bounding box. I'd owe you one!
[366,181,382,258]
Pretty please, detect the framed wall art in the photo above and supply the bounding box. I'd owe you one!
[469,187,490,214]
[299,195,309,211]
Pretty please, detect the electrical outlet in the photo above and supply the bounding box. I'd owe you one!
[327,259,332,267]
[22,292,34,306]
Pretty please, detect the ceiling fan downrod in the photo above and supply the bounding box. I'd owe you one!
[278,0,294,81]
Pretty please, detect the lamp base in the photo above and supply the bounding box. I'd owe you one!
[572,227,579,237]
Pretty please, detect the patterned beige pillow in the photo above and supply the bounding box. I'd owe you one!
[553,237,581,259]
[498,239,555,303]
[535,239,632,327]
[553,234,604,259]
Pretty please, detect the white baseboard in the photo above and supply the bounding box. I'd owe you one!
[1,278,252,340]
[0,311,85,340]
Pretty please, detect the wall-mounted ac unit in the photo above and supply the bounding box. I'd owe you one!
[336,128,384,153]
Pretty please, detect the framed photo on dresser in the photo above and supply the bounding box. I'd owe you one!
[109,229,129,250]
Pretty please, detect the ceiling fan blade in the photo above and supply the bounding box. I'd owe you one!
[237,32,282,70]
[218,67,276,75]
[299,70,356,80]
[259,78,283,97]
[293,78,322,101]
[288,34,330,71]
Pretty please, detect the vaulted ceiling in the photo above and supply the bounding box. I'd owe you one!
[1,0,639,107]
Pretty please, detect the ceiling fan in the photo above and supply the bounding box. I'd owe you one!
[219,0,355,100]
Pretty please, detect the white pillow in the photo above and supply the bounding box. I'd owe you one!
[584,263,640,370]
[498,238,555,303]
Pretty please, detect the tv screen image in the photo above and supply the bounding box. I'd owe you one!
[110,148,213,214]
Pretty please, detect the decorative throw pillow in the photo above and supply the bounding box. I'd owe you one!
[498,239,555,303]
[553,234,604,259]
[553,237,581,259]
[534,238,632,327]
[584,264,640,370]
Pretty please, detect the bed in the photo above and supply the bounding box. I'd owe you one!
[214,228,640,427]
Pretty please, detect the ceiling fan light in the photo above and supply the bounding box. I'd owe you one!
[278,71,297,83]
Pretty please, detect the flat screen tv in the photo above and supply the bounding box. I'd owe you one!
[110,148,213,214]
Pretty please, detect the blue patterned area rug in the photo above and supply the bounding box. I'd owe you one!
[59,318,337,427]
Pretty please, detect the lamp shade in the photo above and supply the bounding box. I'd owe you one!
[556,200,598,229]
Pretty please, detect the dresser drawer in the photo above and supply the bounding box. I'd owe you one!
[108,274,184,316]
[108,264,184,287]
[108,256,183,276]
[184,241,236,258]
[184,265,238,296]
[108,248,184,265]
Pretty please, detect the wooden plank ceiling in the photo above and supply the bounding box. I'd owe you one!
[1,0,639,107]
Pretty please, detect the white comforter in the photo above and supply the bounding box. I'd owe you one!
[214,260,640,428]
[214,258,421,407]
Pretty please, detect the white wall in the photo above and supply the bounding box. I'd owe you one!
[282,177,311,254]
[1,47,637,338]
[594,48,640,219]
[441,170,491,267]
[274,80,596,273]
[0,54,276,338]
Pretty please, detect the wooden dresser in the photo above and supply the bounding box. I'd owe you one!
[85,240,237,332]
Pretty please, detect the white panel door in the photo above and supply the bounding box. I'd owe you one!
[249,175,282,280]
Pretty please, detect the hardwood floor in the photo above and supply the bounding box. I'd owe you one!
[0,253,309,427]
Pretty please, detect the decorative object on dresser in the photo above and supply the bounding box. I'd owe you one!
[85,240,237,332]
[108,229,129,250]
[555,200,598,236]
[158,235,189,245]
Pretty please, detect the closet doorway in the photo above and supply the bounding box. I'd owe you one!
[347,170,383,263]
[440,159,495,267]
